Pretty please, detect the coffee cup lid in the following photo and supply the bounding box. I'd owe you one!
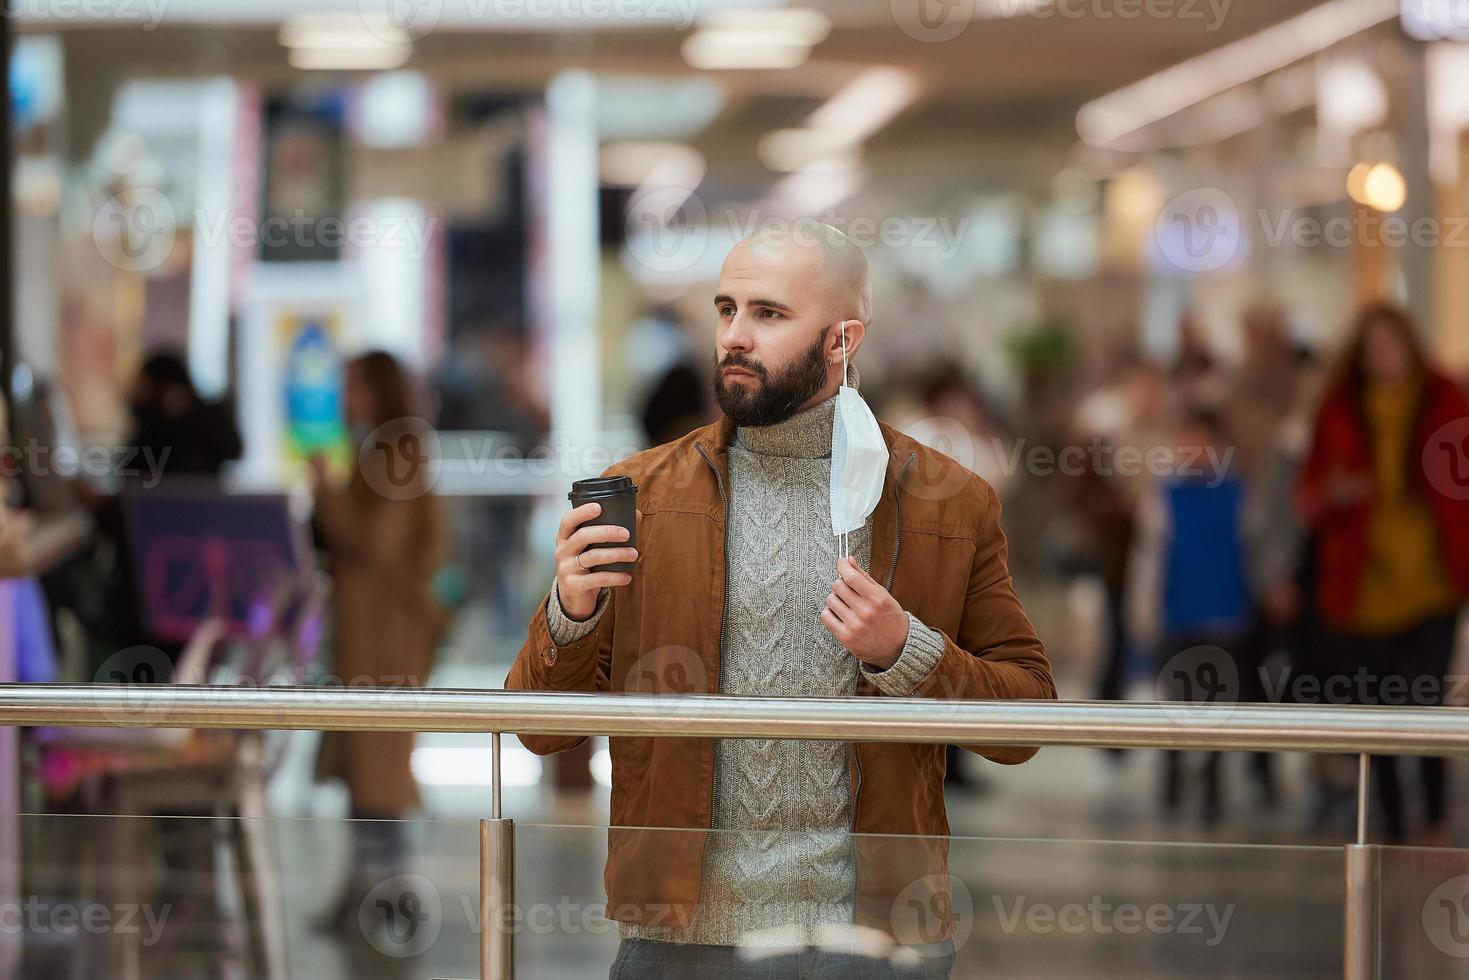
[569,475,636,500]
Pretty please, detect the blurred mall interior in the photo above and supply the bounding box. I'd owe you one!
[5,0,1469,976]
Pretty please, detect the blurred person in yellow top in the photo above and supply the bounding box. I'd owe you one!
[1355,372,1460,631]
[1298,303,1469,845]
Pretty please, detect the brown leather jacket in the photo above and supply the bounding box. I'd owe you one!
[506,413,1055,943]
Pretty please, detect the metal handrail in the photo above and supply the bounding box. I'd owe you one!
[1,682,1421,979]
[1,683,1467,755]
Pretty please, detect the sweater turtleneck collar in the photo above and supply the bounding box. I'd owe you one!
[732,364,860,460]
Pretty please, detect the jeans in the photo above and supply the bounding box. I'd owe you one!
[608,937,957,979]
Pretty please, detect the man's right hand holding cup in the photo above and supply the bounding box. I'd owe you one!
[555,503,641,621]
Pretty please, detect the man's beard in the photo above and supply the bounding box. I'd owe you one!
[714,326,831,428]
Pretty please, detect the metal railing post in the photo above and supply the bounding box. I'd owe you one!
[481,732,515,980]
[1345,752,1380,980]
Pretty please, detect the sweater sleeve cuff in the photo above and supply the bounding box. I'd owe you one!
[546,578,609,647]
[862,612,946,697]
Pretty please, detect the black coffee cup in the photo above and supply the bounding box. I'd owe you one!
[568,476,639,573]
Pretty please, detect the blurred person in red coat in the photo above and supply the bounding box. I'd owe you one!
[1297,302,1469,845]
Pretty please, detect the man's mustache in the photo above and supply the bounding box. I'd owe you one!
[717,355,767,378]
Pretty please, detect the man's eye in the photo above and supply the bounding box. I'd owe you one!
[760,309,782,319]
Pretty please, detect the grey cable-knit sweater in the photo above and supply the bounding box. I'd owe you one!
[547,385,947,947]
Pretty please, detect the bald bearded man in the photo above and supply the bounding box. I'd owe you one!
[507,222,1055,979]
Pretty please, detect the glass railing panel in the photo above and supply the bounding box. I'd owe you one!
[1379,843,1469,979]
[6,812,1361,977]
[13,812,481,979]
[511,823,1344,979]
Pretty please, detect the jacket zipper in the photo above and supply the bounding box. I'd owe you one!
[693,442,730,933]
[885,452,917,591]
[850,450,916,925]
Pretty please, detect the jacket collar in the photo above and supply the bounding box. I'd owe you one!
[694,411,916,587]
[695,413,914,489]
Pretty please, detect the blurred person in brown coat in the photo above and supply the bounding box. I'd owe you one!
[311,350,446,928]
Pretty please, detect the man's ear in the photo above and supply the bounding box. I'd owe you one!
[831,319,867,364]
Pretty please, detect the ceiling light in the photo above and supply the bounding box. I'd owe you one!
[681,33,813,70]
[281,12,411,71]
[757,128,855,172]
[600,141,706,189]
[289,45,411,71]
[1318,54,1388,136]
[1077,0,1398,147]
[280,13,408,48]
[697,7,831,46]
[807,67,921,141]
[681,7,830,71]
[1346,161,1374,202]
[1359,162,1406,211]
[771,162,864,213]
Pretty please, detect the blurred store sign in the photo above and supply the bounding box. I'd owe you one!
[10,36,63,130]
[282,314,347,462]
[123,489,311,644]
[237,265,362,488]
[1401,0,1469,39]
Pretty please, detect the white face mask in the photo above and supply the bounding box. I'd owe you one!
[830,320,889,557]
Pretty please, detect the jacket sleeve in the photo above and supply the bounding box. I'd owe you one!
[546,578,609,645]
[504,583,617,756]
[908,480,1057,765]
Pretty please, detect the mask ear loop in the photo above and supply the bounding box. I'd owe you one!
[838,320,850,560]
[840,319,850,389]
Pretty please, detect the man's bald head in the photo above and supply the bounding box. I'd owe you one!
[731,220,872,327]
[712,219,874,425]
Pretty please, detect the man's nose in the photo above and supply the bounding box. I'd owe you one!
[720,316,754,353]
